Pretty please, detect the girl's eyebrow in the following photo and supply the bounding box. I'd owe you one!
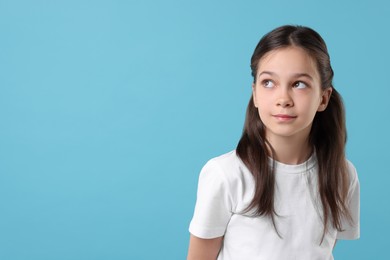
[258,71,275,77]
[292,73,314,81]
[258,71,314,81]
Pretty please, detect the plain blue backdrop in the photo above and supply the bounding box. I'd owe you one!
[1,0,389,259]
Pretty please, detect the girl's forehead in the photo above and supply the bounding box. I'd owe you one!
[258,47,319,77]
[260,47,314,64]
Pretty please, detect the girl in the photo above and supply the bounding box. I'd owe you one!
[187,25,360,260]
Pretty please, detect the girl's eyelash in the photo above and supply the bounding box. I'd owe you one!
[259,79,309,88]
[261,79,274,87]
[293,81,309,88]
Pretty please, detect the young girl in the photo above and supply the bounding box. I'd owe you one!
[187,25,360,260]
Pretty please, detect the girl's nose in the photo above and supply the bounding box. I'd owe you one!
[276,89,293,107]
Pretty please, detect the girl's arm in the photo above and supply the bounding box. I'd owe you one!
[187,235,223,260]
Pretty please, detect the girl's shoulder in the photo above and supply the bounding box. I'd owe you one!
[200,150,250,184]
[206,150,240,166]
[203,149,244,169]
[345,159,359,186]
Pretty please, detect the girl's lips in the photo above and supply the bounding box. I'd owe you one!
[274,114,297,118]
[273,114,297,121]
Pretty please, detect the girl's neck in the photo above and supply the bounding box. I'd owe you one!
[266,135,312,165]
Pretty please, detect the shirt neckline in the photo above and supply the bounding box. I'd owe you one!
[268,152,317,174]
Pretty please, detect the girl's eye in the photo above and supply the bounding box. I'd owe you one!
[262,80,275,88]
[293,81,307,89]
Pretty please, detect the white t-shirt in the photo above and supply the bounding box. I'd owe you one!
[189,150,360,260]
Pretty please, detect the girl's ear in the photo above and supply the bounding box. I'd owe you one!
[317,87,333,112]
[252,83,258,108]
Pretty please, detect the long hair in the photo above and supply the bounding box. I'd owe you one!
[236,25,351,241]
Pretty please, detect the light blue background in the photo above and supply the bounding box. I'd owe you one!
[1,0,389,259]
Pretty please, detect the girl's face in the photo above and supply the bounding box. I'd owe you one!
[252,47,332,143]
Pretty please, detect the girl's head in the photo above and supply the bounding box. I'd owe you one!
[243,25,345,151]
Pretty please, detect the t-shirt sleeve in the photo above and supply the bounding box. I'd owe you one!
[337,161,360,240]
[189,160,233,239]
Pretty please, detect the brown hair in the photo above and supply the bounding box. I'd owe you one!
[236,25,351,241]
